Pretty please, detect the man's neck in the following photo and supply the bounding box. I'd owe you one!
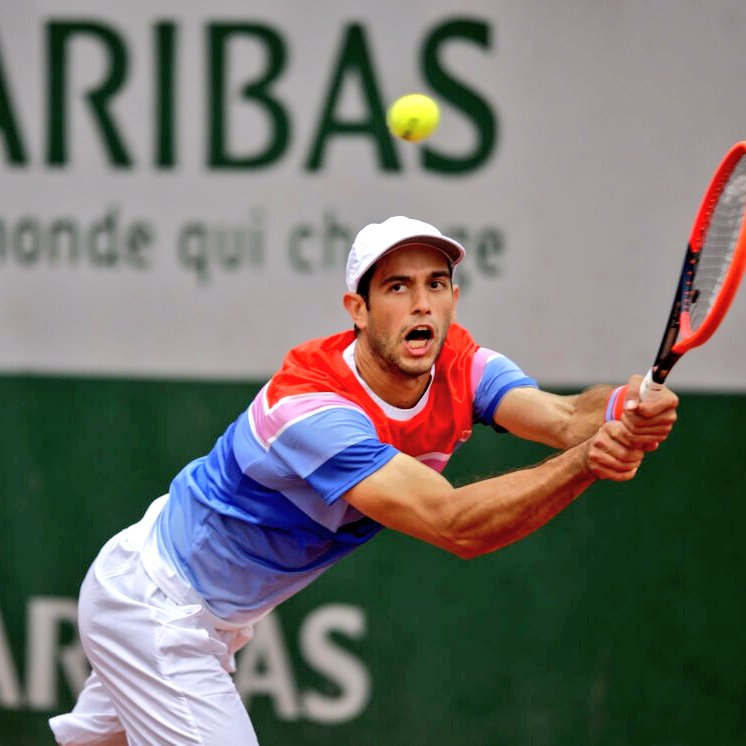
[352,340,431,409]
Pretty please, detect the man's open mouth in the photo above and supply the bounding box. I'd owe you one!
[404,326,434,350]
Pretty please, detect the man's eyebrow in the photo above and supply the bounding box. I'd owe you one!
[379,269,451,285]
[379,273,410,284]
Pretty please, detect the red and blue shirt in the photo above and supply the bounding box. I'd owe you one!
[154,324,537,624]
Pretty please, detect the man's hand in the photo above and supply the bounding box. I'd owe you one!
[585,420,646,481]
[619,374,679,451]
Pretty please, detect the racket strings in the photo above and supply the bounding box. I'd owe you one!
[689,154,746,331]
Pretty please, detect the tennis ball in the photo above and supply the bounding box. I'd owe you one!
[386,93,440,142]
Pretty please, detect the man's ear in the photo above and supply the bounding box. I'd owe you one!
[343,292,368,330]
[451,283,460,321]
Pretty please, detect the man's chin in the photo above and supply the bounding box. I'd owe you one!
[397,356,435,377]
[398,340,444,375]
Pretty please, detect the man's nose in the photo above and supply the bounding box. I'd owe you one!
[411,284,432,313]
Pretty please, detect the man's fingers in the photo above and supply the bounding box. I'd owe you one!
[620,405,677,446]
[598,466,639,482]
[604,420,654,450]
[623,388,641,414]
[596,442,644,467]
[624,374,679,418]
[587,422,645,480]
[619,419,671,445]
[589,454,640,481]
[632,384,679,418]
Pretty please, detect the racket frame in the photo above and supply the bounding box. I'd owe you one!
[643,141,746,394]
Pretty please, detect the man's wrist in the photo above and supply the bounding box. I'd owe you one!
[604,385,628,422]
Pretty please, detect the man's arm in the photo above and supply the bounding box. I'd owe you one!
[344,421,643,559]
[494,376,678,450]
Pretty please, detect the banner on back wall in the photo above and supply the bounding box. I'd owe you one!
[2,0,746,387]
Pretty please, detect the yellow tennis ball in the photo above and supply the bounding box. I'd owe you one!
[386,94,440,142]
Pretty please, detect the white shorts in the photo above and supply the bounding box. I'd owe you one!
[49,496,260,746]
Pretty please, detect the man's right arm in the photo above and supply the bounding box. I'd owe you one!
[343,421,643,559]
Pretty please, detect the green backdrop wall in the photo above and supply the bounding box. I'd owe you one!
[1,374,744,745]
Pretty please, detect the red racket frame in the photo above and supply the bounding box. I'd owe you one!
[674,141,746,353]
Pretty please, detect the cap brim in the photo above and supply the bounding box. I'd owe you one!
[357,234,466,285]
[391,235,465,266]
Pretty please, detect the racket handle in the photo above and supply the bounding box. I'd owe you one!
[639,369,663,401]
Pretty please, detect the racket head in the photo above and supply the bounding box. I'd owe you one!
[672,141,746,354]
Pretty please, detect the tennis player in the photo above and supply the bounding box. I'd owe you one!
[50,216,678,745]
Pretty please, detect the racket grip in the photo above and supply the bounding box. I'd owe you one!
[639,369,663,401]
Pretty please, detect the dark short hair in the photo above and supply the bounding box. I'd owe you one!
[356,264,376,308]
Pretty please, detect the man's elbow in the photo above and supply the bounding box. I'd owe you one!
[439,525,517,560]
[441,535,492,561]
[453,544,482,560]
[432,500,513,559]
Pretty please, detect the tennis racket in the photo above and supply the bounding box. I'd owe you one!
[640,141,746,399]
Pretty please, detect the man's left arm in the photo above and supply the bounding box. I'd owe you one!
[493,376,678,451]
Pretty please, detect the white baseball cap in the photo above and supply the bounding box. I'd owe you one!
[346,216,466,293]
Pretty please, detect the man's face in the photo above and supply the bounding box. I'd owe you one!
[356,243,459,378]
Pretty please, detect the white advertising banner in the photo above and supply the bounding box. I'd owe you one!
[1,1,746,389]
